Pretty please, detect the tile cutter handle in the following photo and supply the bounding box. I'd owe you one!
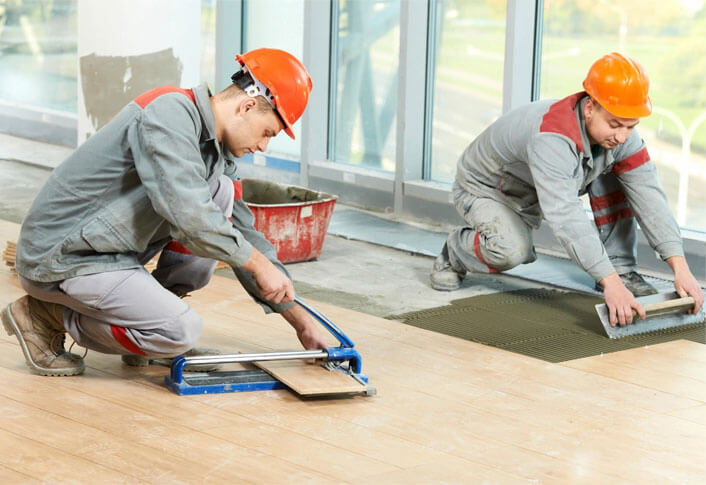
[294,296,355,348]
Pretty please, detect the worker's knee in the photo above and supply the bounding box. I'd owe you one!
[482,232,535,271]
[149,309,203,357]
[153,250,218,294]
[449,227,532,274]
[172,309,203,353]
[179,261,216,292]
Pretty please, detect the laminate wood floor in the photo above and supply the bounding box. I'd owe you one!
[0,220,704,484]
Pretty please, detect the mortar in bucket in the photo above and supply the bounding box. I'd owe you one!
[240,178,337,263]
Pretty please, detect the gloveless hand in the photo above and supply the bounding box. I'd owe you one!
[599,272,646,327]
[668,256,705,314]
[241,249,294,304]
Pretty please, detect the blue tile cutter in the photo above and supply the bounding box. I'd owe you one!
[165,296,374,396]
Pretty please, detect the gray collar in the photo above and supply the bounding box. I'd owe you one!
[192,83,235,163]
[192,84,217,143]
[576,97,593,162]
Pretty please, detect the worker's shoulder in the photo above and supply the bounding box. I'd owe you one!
[495,98,582,151]
[130,86,201,123]
[534,93,586,153]
[129,85,203,132]
[133,85,197,110]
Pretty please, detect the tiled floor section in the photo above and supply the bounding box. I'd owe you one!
[0,220,704,483]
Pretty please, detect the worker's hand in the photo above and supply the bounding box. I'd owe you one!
[667,256,704,314]
[241,249,294,304]
[281,305,329,350]
[599,272,646,327]
[295,323,329,351]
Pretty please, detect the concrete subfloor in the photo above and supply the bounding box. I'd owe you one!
[0,133,551,318]
[216,235,550,317]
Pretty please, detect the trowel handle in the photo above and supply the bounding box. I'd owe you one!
[634,296,695,317]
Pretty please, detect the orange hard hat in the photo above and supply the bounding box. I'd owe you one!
[233,48,312,139]
[582,52,652,118]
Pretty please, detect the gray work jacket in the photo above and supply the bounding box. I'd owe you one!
[455,92,683,281]
[16,84,291,312]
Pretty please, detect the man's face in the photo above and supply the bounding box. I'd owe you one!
[584,98,640,150]
[221,98,284,158]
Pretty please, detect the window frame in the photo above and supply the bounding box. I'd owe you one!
[238,0,705,280]
[4,0,699,281]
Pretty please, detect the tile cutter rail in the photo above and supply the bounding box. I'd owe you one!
[165,297,374,396]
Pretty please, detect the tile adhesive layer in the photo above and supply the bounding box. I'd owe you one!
[389,288,706,363]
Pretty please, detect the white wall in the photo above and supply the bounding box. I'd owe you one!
[77,0,201,142]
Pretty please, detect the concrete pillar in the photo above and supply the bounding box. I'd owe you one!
[77,0,201,143]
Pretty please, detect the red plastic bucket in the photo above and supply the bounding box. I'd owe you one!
[240,178,337,263]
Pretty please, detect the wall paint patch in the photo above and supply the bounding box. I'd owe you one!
[80,48,183,134]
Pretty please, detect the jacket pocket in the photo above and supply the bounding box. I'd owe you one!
[81,217,132,253]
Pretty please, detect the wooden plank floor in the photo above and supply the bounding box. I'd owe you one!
[0,219,704,484]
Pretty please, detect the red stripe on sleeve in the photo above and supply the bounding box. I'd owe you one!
[612,148,650,175]
[589,190,627,211]
[594,207,634,226]
[110,325,147,356]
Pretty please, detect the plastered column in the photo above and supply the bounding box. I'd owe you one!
[77,0,200,143]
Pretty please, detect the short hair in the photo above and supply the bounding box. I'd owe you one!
[587,95,603,111]
[217,84,272,113]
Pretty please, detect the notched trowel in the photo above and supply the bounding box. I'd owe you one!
[595,291,705,339]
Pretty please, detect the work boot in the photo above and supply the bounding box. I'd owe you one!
[1,295,85,376]
[122,347,222,372]
[430,245,466,291]
[594,271,658,297]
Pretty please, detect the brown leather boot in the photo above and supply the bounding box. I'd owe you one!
[1,295,85,376]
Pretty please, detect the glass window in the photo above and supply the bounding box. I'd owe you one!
[330,0,400,172]
[243,0,305,161]
[0,0,77,113]
[540,0,706,233]
[427,1,507,182]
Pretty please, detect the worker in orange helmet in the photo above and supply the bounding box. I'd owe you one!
[2,48,328,377]
[431,52,704,328]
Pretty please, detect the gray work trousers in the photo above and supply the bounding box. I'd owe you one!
[18,175,235,357]
[446,173,637,276]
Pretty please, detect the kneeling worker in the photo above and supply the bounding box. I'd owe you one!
[431,52,704,328]
[2,48,328,376]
